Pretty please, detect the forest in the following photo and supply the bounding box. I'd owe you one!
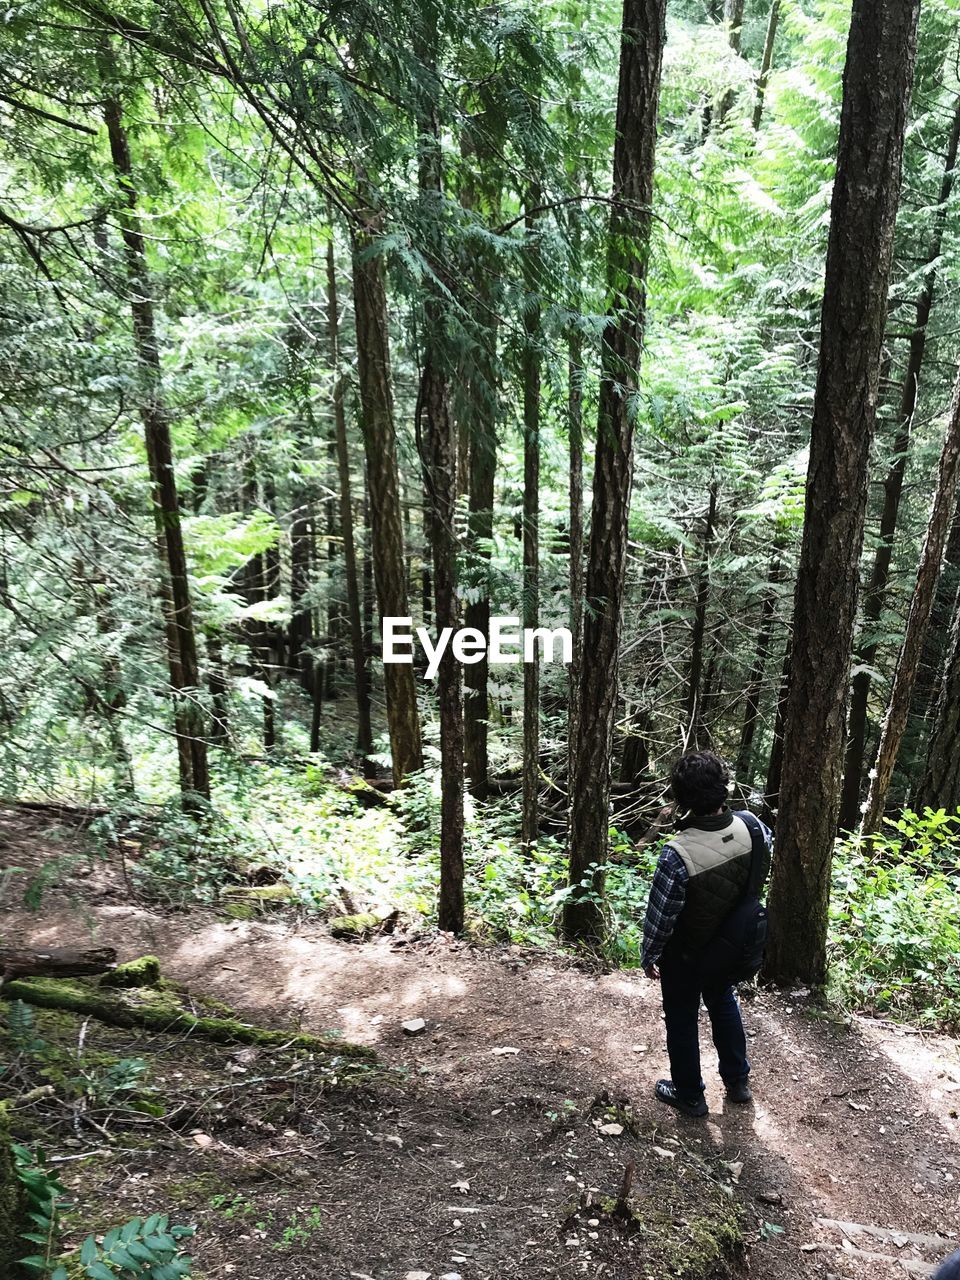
[3,0,960,1277]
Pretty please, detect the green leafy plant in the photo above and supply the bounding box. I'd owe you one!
[13,1144,69,1279]
[6,1000,48,1058]
[75,1215,195,1280]
[829,810,960,1028]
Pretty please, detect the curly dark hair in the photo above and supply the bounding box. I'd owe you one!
[670,750,730,815]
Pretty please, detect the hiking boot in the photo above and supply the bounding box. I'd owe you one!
[725,1077,753,1104]
[655,1079,708,1118]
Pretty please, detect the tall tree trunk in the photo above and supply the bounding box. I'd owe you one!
[752,0,781,132]
[909,487,960,732]
[716,0,746,123]
[568,324,585,793]
[241,465,278,751]
[862,369,960,832]
[288,499,314,684]
[326,231,374,759]
[764,0,921,987]
[760,636,791,825]
[683,481,718,749]
[736,549,785,781]
[459,122,499,799]
[522,196,541,851]
[564,0,667,944]
[914,589,960,813]
[416,11,465,932]
[723,0,745,54]
[351,221,423,785]
[839,93,960,830]
[101,86,209,805]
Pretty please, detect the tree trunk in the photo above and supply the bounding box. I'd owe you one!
[751,0,780,131]
[351,222,423,785]
[736,549,785,781]
[416,16,465,932]
[0,946,117,981]
[564,0,667,944]
[683,481,718,749]
[909,487,960,733]
[288,501,314,682]
[522,196,541,851]
[723,0,745,54]
[463,419,495,798]
[326,231,374,759]
[914,589,960,813]
[460,125,500,800]
[759,636,791,826]
[101,86,209,805]
[862,368,960,832]
[839,92,960,830]
[763,0,921,987]
[568,291,585,797]
[716,0,746,123]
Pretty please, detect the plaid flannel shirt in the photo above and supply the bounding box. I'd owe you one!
[640,846,688,970]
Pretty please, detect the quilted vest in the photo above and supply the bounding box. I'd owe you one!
[666,814,753,955]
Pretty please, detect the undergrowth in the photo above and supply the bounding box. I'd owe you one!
[828,808,960,1029]
[22,763,960,1029]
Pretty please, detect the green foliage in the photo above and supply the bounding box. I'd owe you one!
[5,1002,47,1059]
[829,810,960,1027]
[13,1144,68,1279]
[75,1215,195,1280]
[14,1144,194,1280]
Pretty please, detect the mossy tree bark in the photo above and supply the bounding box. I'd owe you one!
[564,0,667,944]
[764,0,921,986]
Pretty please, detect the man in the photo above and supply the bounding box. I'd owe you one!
[641,750,772,1118]
[933,1250,960,1280]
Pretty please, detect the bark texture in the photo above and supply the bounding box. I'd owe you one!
[103,88,210,803]
[764,0,921,986]
[564,0,667,943]
[752,0,781,132]
[326,232,373,758]
[915,589,960,813]
[862,370,960,832]
[522,198,541,851]
[351,224,423,784]
[839,92,960,830]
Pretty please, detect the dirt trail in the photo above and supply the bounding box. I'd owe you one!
[2,809,960,1279]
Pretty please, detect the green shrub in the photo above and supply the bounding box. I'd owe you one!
[829,809,960,1027]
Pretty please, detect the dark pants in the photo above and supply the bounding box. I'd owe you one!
[659,954,749,1101]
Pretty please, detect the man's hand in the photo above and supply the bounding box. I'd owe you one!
[643,963,660,980]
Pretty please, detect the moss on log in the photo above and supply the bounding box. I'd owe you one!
[100,955,162,988]
[329,908,399,940]
[221,884,298,919]
[2,977,374,1061]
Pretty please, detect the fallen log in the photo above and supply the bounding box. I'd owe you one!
[0,946,116,983]
[2,974,374,1060]
[329,908,399,941]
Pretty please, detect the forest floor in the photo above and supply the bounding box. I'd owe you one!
[2,805,960,1280]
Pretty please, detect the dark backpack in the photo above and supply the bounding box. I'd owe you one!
[695,810,769,984]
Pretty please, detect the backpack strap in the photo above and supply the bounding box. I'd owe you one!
[733,809,768,897]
